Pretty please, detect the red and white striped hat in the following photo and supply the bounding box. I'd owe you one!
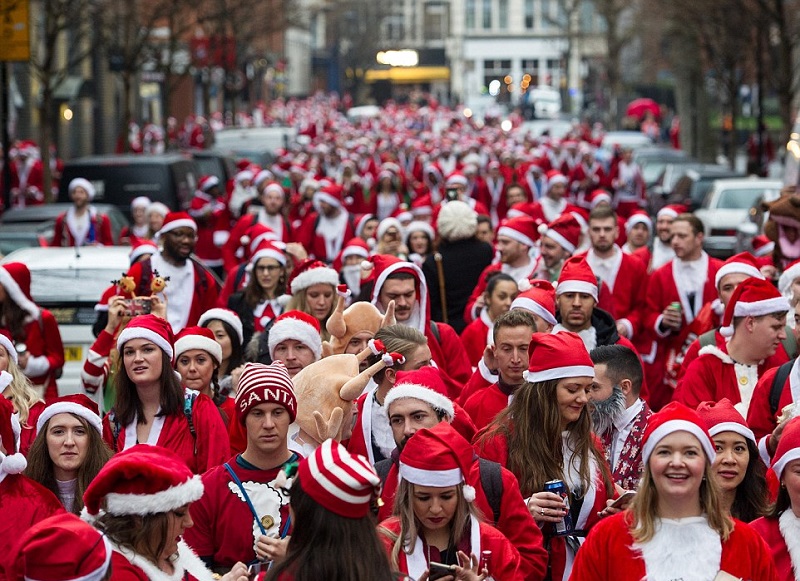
[235,361,297,424]
[714,252,763,288]
[642,402,716,465]
[556,256,598,301]
[174,326,223,365]
[695,398,755,443]
[524,331,594,383]
[298,438,381,518]
[719,276,789,337]
[157,211,197,236]
[37,394,102,436]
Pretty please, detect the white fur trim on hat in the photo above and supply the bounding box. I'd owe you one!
[342,245,369,260]
[773,449,800,480]
[708,421,755,444]
[264,183,285,197]
[37,402,103,435]
[199,309,245,344]
[129,243,157,264]
[0,336,17,364]
[313,190,342,209]
[384,384,455,420]
[251,246,287,267]
[174,334,223,365]
[405,221,435,243]
[642,419,716,466]
[446,174,469,187]
[437,201,477,242]
[714,263,763,288]
[548,175,568,187]
[779,263,800,296]
[523,364,595,383]
[719,296,791,337]
[544,229,576,254]
[117,327,174,360]
[555,280,598,301]
[377,217,403,241]
[104,475,204,515]
[200,176,220,191]
[497,225,536,249]
[398,463,463,487]
[657,207,679,219]
[510,297,557,326]
[69,178,96,201]
[131,196,151,209]
[625,214,653,233]
[158,218,197,236]
[290,266,339,294]
[0,266,39,319]
[268,318,322,361]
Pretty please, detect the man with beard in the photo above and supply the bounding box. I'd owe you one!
[375,369,548,581]
[295,183,354,264]
[589,344,651,491]
[634,204,683,272]
[123,212,220,332]
[51,178,113,246]
[531,213,583,282]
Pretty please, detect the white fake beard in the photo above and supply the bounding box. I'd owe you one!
[591,384,627,436]
[341,264,362,295]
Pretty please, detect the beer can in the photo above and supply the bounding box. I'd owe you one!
[544,479,573,535]
[669,301,681,312]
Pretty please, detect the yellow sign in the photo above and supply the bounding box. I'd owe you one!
[0,0,30,62]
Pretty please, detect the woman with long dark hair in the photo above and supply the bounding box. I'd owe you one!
[24,394,113,514]
[199,308,245,395]
[476,331,614,581]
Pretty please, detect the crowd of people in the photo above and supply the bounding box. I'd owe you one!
[2,96,800,580]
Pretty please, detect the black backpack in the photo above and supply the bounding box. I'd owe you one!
[770,358,795,416]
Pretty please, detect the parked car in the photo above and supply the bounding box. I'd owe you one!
[516,118,574,140]
[0,203,129,244]
[0,222,54,257]
[648,161,723,214]
[694,178,782,258]
[58,154,196,217]
[189,150,237,185]
[211,126,298,168]
[634,147,693,187]
[667,166,746,211]
[0,246,132,404]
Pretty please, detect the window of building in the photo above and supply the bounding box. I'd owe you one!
[384,14,405,42]
[541,0,551,29]
[498,0,509,29]
[482,0,492,29]
[524,0,535,29]
[522,58,540,86]
[466,0,476,29]
[424,2,449,41]
[581,0,596,31]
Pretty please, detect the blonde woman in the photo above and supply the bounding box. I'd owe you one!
[285,259,338,342]
[0,329,44,455]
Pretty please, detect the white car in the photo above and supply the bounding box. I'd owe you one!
[695,178,783,258]
[1,246,132,404]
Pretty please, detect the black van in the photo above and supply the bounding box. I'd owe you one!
[58,154,196,216]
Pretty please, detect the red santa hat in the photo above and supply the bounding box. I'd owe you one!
[512,279,557,326]
[288,258,339,295]
[751,234,774,258]
[0,330,16,364]
[263,182,286,198]
[236,159,252,172]
[384,367,455,421]
[642,401,716,465]
[297,438,381,518]
[546,170,568,188]
[235,361,297,424]
[129,238,158,263]
[410,194,434,217]
[334,237,371,271]
[36,394,102,436]
[313,183,344,210]
[250,240,287,267]
[254,169,275,187]
[0,262,39,319]
[772,416,800,480]
[398,422,476,502]
[235,169,254,183]
[714,252,764,288]
[363,255,428,330]
[497,215,540,248]
[656,204,688,219]
[10,513,112,581]
[82,445,203,517]
[199,308,245,345]
[405,221,436,243]
[556,256,598,300]
[524,331,594,383]
[445,172,469,188]
[197,175,220,192]
[391,204,413,224]
[0,395,25,478]
[147,201,170,218]
[377,217,403,240]
[588,189,612,208]
[354,213,377,238]
[695,398,755,443]
[625,210,653,234]
[157,211,197,236]
[778,257,800,297]
[241,223,276,255]
[116,314,175,361]
[267,310,323,362]
[174,326,223,365]
[718,276,789,337]
[68,177,96,201]
[540,214,582,254]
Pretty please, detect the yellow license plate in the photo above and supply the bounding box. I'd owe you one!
[64,345,83,362]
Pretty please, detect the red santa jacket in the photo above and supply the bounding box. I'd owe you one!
[463,382,513,432]
[51,208,114,247]
[747,361,798,440]
[3,311,65,403]
[750,514,799,581]
[107,541,211,581]
[10,158,45,207]
[460,310,493,367]
[456,361,498,407]
[464,261,537,325]
[189,193,232,267]
[294,211,355,264]
[222,213,292,273]
[568,162,607,207]
[571,511,778,581]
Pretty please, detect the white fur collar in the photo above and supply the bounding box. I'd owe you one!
[698,344,732,364]
[111,539,215,581]
[635,516,721,581]
[779,510,800,578]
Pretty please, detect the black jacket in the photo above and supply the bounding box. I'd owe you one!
[556,307,620,347]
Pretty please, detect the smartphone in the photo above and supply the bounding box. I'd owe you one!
[445,187,459,201]
[246,562,268,580]
[428,561,457,580]
[122,297,152,317]
[609,490,636,509]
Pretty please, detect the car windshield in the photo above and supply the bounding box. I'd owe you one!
[716,187,776,209]
[29,268,119,303]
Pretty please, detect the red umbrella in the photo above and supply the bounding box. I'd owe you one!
[626,98,661,119]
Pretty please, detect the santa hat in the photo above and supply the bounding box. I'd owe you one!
[497,215,540,248]
[751,234,774,258]
[524,331,594,383]
[384,367,455,420]
[313,183,344,210]
[772,416,800,480]
[391,204,413,224]
[778,257,800,297]
[130,195,151,209]
[718,277,789,337]
[157,211,197,236]
[556,256,598,301]
[146,201,169,218]
[642,401,716,465]
[540,214,581,254]
[714,252,764,288]
[405,220,435,242]
[512,279,557,325]
[199,308,245,344]
[263,182,286,198]
[0,262,39,319]
[235,169,254,183]
[82,445,203,517]
[410,195,433,217]
[235,361,297,424]
[445,172,469,188]
[236,159,252,172]
[334,238,371,271]
[438,200,477,242]
[657,204,687,219]
[241,222,276,254]
[0,330,16,364]
[625,210,653,234]
[354,214,377,238]
[197,175,220,192]
[116,314,175,360]
[174,326,223,365]
[254,169,275,187]
[588,189,612,208]
[377,217,403,240]
[36,394,102,436]
[250,240,287,267]
[364,255,428,332]
[288,259,339,295]
[11,513,112,581]
[0,396,25,478]
[68,177,96,201]
[297,439,381,518]
[268,310,323,362]
[546,170,568,188]
[398,422,476,503]
[129,238,158,263]
[696,398,755,443]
